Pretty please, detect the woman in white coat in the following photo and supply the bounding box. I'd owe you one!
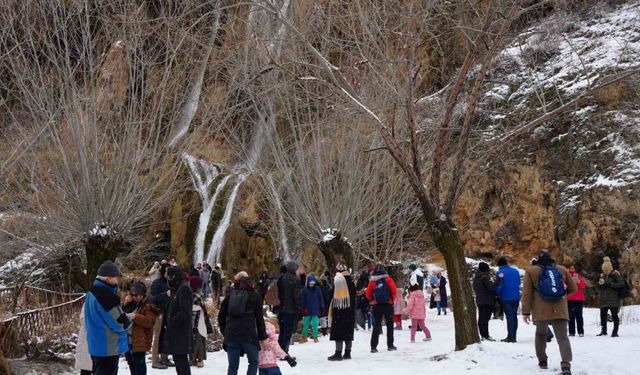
[74,302,92,375]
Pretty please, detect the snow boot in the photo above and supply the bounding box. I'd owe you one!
[388,345,398,351]
[370,348,378,353]
[342,351,351,360]
[327,352,343,361]
[299,336,308,344]
[313,338,320,343]
[560,367,571,375]
[538,360,548,369]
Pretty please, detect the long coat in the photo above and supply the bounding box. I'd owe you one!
[521,264,577,321]
[473,271,497,306]
[439,276,448,308]
[161,282,193,355]
[329,274,356,342]
[598,271,624,308]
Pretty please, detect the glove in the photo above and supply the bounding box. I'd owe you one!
[285,355,297,367]
[303,308,308,315]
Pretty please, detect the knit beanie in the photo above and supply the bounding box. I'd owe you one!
[409,264,417,271]
[97,260,121,278]
[478,262,489,272]
[130,281,147,295]
[601,257,614,274]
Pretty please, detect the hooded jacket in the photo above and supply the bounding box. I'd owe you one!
[409,268,425,291]
[85,279,130,357]
[405,289,426,320]
[259,322,288,368]
[473,271,498,306]
[277,261,302,315]
[162,269,194,355]
[218,280,268,348]
[301,274,325,316]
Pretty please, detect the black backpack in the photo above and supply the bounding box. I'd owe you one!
[228,289,249,316]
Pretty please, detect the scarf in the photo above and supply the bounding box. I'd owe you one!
[332,271,351,309]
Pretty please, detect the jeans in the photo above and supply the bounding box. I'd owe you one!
[277,312,297,353]
[371,304,394,349]
[92,355,119,375]
[173,354,191,375]
[567,301,584,335]
[600,307,620,335]
[259,367,282,375]
[437,301,446,315]
[226,341,259,375]
[477,304,493,339]
[301,315,319,338]
[356,308,371,330]
[125,351,146,375]
[501,300,519,340]
[535,319,572,370]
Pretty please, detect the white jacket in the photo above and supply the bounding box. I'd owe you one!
[74,303,92,371]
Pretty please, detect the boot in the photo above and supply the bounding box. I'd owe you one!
[320,328,327,336]
[597,332,607,336]
[342,351,351,360]
[299,336,308,344]
[327,352,343,361]
[538,359,548,369]
[560,367,572,375]
[313,338,320,343]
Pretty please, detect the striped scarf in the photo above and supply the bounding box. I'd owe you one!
[332,271,351,309]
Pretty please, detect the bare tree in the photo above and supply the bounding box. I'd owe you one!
[0,1,224,285]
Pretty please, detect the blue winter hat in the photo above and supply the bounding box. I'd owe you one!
[307,274,317,286]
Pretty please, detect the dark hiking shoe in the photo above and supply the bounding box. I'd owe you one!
[343,351,351,360]
[501,337,516,343]
[482,336,496,342]
[538,360,548,369]
[370,348,378,353]
[388,346,398,351]
[611,333,619,337]
[152,363,168,369]
[327,352,343,361]
[560,367,572,375]
[597,332,607,336]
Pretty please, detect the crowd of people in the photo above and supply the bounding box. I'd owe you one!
[74,251,629,375]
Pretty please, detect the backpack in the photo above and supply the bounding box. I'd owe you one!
[617,278,631,299]
[228,289,249,316]
[264,280,280,307]
[373,278,391,303]
[536,263,565,301]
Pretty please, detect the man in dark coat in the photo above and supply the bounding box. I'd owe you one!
[150,264,171,369]
[218,272,268,375]
[328,263,357,361]
[276,261,302,353]
[211,264,223,306]
[437,272,448,315]
[473,262,499,341]
[161,266,193,375]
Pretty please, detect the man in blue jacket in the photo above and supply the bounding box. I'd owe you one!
[85,260,131,375]
[495,256,521,343]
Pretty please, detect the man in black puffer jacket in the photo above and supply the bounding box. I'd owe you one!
[218,272,268,375]
[161,266,193,375]
[473,262,499,341]
[276,261,302,353]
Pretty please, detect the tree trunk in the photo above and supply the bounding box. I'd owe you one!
[317,232,354,273]
[432,221,480,350]
[85,235,123,289]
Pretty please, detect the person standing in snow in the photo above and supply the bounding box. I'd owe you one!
[150,263,171,369]
[393,284,406,329]
[199,262,212,300]
[148,261,162,282]
[123,281,158,375]
[300,274,324,343]
[85,261,131,375]
[405,283,431,343]
[495,256,521,343]
[565,261,587,337]
[328,262,357,361]
[522,250,577,375]
[473,261,499,341]
[408,264,425,290]
[366,264,398,353]
[189,276,210,368]
[211,264,223,306]
[218,272,268,375]
[162,266,194,375]
[257,270,270,304]
[597,256,624,337]
[436,272,448,315]
[276,261,303,353]
[356,270,372,331]
[258,322,297,374]
[319,277,333,336]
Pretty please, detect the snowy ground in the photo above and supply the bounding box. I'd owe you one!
[118,306,640,375]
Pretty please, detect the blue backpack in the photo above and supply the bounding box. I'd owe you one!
[537,263,565,301]
[373,278,391,303]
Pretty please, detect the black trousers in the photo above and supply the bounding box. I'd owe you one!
[600,307,619,335]
[92,355,119,375]
[567,301,584,335]
[370,304,394,349]
[477,304,493,339]
[173,354,191,375]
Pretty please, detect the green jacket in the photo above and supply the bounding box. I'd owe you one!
[598,271,624,308]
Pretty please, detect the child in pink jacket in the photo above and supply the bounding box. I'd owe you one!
[259,322,297,374]
[405,284,432,343]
